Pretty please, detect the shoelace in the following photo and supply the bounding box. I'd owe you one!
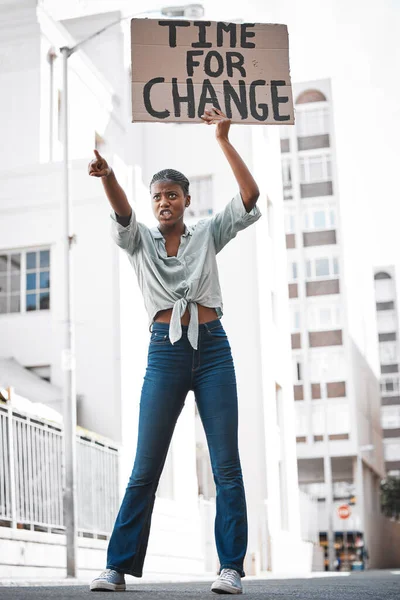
[98,569,117,581]
[220,569,240,586]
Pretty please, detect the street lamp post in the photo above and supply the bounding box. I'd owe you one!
[60,44,77,579]
[58,3,204,578]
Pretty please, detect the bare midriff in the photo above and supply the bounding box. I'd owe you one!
[154,304,218,325]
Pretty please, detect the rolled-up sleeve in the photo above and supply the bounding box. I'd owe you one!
[110,210,141,255]
[210,193,262,254]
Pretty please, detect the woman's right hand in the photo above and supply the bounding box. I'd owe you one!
[88,149,111,177]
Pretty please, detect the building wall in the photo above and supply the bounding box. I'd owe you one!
[374,266,400,476]
[280,77,386,570]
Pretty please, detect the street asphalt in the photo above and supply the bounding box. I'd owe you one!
[0,570,399,600]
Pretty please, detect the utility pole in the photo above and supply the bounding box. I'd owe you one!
[58,3,204,578]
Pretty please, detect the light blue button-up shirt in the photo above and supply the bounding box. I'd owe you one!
[110,193,262,350]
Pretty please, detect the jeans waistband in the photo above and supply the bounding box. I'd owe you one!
[150,318,222,333]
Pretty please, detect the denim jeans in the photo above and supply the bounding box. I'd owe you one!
[106,318,248,578]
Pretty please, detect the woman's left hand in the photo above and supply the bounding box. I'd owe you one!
[201,108,231,141]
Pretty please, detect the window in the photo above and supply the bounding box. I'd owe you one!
[377,310,397,334]
[295,404,307,436]
[293,360,302,382]
[186,175,213,219]
[312,401,350,436]
[380,377,400,394]
[292,309,301,331]
[306,256,339,280]
[296,106,330,137]
[381,406,400,429]
[0,249,50,315]
[316,258,329,277]
[288,261,298,281]
[281,159,292,185]
[0,253,21,313]
[299,154,331,183]
[308,305,341,331]
[379,341,398,365]
[384,440,400,462]
[304,206,336,231]
[285,211,296,233]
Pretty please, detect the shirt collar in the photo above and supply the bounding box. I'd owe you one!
[150,224,192,239]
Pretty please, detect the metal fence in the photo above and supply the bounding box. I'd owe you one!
[0,400,119,538]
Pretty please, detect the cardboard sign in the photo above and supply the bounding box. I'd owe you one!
[131,19,294,125]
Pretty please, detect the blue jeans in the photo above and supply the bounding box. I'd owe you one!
[106,318,247,577]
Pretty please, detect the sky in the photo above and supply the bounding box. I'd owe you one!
[43,0,400,271]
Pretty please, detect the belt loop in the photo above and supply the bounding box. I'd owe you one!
[149,321,153,333]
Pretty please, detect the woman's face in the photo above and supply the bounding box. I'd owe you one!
[151,180,190,227]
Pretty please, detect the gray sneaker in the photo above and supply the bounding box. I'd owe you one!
[90,569,126,592]
[211,568,243,594]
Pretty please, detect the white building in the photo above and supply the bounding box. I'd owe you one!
[374,266,400,477]
[0,0,316,579]
[280,79,387,568]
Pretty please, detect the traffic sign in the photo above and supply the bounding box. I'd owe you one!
[337,504,351,519]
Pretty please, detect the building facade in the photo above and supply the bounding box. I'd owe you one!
[280,79,386,569]
[374,266,400,477]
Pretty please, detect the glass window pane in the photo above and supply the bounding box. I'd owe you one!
[40,250,50,268]
[10,254,21,271]
[10,295,20,313]
[320,308,331,326]
[40,271,50,289]
[306,260,312,278]
[26,252,36,270]
[316,258,330,277]
[309,158,324,181]
[0,274,8,294]
[333,257,339,275]
[26,273,36,291]
[0,255,8,272]
[292,262,298,279]
[314,211,326,229]
[39,292,50,310]
[11,274,20,292]
[0,296,7,313]
[26,293,37,311]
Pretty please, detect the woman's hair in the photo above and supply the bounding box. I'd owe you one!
[150,169,190,196]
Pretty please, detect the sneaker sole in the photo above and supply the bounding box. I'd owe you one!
[211,582,242,594]
[90,581,126,592]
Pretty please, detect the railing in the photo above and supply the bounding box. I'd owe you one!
[0,400,119,538]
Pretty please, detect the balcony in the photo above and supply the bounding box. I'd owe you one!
[306,278,340,296]
[300,181,333,198]
[297,134,330,151]
[309,329,343,348]
[303,230,337,247]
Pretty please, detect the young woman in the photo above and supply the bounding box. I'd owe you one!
[88,108,261,594]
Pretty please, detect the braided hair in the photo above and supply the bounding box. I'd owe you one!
[150,169,190,197]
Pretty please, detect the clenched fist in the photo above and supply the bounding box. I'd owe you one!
[88,149,111,177]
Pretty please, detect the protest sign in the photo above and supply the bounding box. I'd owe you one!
[131,19,294,124]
